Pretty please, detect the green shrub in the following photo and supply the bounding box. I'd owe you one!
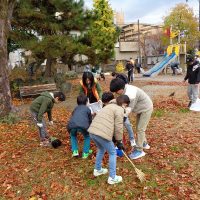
[0,113,20,124]
[65,71,78,79]
[116,62,125,73]
[54,73,66,88]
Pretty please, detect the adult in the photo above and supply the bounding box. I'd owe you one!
[80,71,102,103]
[125,61,134,83]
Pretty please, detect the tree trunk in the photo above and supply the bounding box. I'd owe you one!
[0,2,14,117]
[44,57,55,77]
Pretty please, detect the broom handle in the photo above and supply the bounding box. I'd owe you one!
[122,150,137,170]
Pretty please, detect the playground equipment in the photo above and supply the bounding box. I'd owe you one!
[143,28,187,77]
[143,49,177,77]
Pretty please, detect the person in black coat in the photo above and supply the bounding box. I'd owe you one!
[125,61,134,83]
[183,56,200,107]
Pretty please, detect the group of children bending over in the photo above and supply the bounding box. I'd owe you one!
[30,71,153,185]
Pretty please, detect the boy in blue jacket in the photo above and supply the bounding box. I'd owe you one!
[67,94,92,158]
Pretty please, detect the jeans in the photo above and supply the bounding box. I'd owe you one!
[124,117,134,141]
[90,133,116,179]
[31,111,48,141]
[188,84,199,103]
[70,128,90,153]
[136,109,153,151]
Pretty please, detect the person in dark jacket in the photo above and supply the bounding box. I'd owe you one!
[125,61,134,83]
[171,62,180,75]
[184,56,200,107]
[30,91,66,146]
[67,94,92,158]
[111,72,129,84]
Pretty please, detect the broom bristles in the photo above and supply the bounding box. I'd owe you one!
[122,150,146,183]
[135,168,146,182]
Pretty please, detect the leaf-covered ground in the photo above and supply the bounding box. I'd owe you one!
[1,75,200,200]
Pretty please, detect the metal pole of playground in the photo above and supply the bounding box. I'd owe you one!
[137,19,141,65]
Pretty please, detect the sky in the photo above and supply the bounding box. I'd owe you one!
[84,0,199,25]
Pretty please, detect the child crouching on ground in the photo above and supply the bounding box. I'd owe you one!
[67,94,92,158]
[30,91,66,146]
[88,92,130,185]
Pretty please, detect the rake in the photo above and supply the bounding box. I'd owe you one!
[122,150,146,183]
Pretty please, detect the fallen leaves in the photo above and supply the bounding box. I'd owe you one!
[0,77,200,199]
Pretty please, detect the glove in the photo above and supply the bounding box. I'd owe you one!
[37,123,43,128]
[112,136,116,144]
[116,141,125,150]
[49,121,53,125]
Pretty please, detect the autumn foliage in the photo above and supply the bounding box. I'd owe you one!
[0,76,200,199]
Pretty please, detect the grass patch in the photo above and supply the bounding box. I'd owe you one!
[171,158,188,171]
[0,112,20,124]
[179,108,190,113]
[170,145,184,152]
[152,109,165,118]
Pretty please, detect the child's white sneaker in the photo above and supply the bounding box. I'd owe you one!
[107,175,122,185]
[130,139,136,147]
[143,142,150,150]
[93,168,108,177]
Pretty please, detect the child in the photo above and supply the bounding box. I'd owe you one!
[88,92,130,185]
[111,72,129,84]
[67,94,92,158]
[80,72,102,103]
[30,91,66,146]
[183,56,200,107]
[110,78,153,160]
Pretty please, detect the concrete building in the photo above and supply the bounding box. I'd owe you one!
[114,22,164,67]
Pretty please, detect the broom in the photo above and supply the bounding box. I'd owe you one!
[122,150,146,183]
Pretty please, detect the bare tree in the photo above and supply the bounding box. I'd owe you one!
[139,29,165,67]
[0,0,16,117]
[146,29,165,57]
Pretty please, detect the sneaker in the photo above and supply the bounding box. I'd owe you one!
[72,150,79,157]
[143,142,150,150]
[107,175,123,185]
[82,149,93,159]
[129,150,146,160]
[130,139,136,147]
[40,140,51,147]
[93,168,108,177]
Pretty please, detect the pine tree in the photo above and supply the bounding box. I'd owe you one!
[11,0,92,76]
[89,0,119,64]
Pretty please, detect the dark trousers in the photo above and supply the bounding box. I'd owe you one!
[128,70,133,82]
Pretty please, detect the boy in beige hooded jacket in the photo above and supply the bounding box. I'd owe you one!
[88,92,130,185]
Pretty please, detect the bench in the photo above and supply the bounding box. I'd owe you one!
[19,83,58,98]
